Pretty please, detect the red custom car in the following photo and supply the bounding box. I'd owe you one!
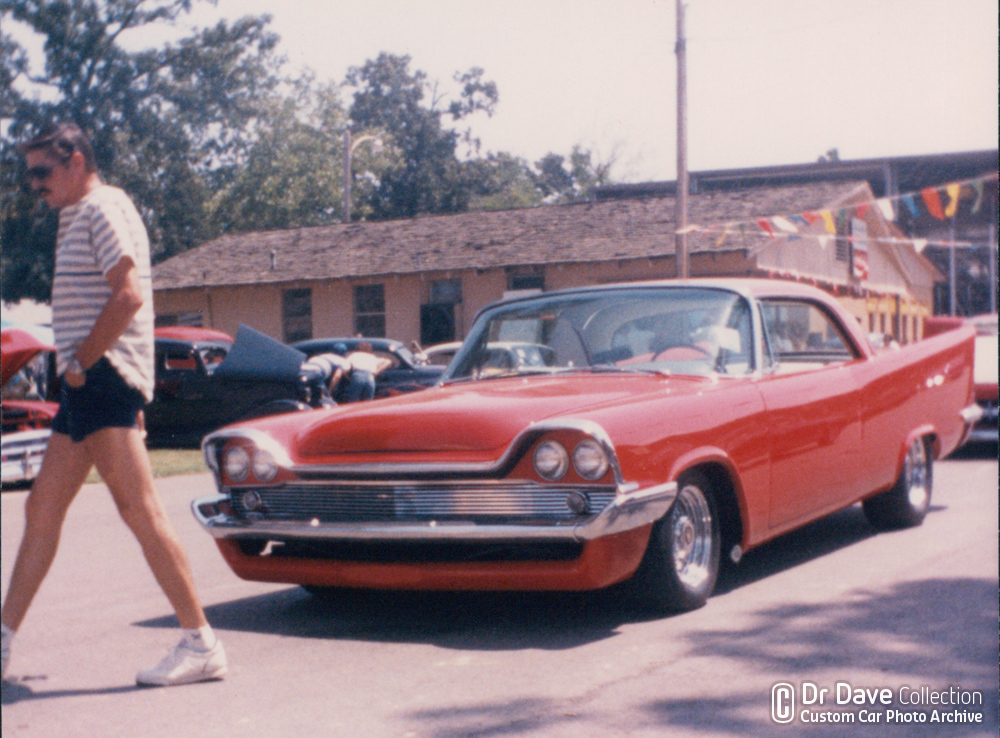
[2,328,58,485]
[193,280,979,612]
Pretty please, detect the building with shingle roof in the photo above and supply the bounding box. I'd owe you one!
[153,177,940,347]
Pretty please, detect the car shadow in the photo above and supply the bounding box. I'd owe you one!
[135,505,922,650]
[714,504,877,594]
[949,439,998,461]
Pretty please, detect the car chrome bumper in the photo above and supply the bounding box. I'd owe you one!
[959,402,988,445]
[1,429,50,484]
[191,481,677,545]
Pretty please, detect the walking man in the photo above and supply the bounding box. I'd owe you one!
[1,123,227,687]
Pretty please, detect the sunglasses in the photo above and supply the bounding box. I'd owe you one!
[25,165,55,182]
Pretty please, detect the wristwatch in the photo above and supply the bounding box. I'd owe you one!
[66,357,84,377]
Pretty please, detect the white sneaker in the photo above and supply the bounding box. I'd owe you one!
[136,637,227,687]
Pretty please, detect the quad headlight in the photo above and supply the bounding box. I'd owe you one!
[224,446,251,482]
[533,437,611,482]
[252,448,279,482]
[533,440,570,480]
[572,439,610,480]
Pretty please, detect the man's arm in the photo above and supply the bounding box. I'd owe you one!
[64,257,144,386]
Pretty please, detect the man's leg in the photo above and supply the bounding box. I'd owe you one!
[86,426,207,630]
[1,432,93,632]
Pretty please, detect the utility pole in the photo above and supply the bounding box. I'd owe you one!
[675,0,689,278]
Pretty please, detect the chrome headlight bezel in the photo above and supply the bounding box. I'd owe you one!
[251,448,279,482]
[572,439,610,481]
[224,446,251,482]
[533,440,570,481]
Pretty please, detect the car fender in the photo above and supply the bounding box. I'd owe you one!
[663,445,750,548]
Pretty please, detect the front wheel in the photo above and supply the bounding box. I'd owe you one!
[627,471,721,613]
[863,437,932,530]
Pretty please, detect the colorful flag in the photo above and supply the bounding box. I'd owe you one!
[921,188,945,219]
[901,194,920,218]
[876,198,895,221]
[944,183,961,217]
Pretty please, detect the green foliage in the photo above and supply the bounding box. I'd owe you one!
[1,0,285,294]
[346,52,476,219]
[1,4,617,305]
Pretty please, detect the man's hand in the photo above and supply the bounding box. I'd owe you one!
[65,358,86,388]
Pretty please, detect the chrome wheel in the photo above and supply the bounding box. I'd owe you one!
[671,483,715,590]
[627,470,721,613]
[863,436,933,530]
[903,439,930,512]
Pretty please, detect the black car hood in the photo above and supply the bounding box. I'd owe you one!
[214,324,307,382]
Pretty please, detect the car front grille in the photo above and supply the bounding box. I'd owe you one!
[227,481,617,524]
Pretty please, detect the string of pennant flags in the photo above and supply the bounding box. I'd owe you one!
[676,171,998,252]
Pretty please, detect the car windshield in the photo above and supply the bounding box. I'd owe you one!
[443,286,754,382]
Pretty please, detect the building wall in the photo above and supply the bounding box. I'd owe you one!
[155,244,929,348]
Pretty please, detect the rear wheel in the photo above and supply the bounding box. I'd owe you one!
[627,471,720,613]
[863,437,932,530]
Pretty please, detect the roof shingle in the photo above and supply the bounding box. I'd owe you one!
[153,180,864,290]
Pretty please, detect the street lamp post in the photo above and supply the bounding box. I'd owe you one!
[342,127,383,223]
[675,0,689,279]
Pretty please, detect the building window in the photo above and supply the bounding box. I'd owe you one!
[155,311,203,328]
[354,284,385,337]
[282,288,312,343]
[421,279,462,345]
[508,273,545,292]
[431,278,463,304]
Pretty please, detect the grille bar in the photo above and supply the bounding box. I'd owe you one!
[229,482,616,523]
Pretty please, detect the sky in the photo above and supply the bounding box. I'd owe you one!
[12,0,1000,182]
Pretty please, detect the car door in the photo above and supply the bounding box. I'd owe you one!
[757,299,865,529]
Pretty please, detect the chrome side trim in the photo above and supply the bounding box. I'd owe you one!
[191,480,677,545]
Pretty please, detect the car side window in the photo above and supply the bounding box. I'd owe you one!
[761,299,856,371]
[161,348,199,373]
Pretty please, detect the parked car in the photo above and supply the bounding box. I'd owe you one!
[147,325,333,447]
[424,341,557,373]
[924,313,997,443]
[1,328,58,485]
[969,313,997,442]
[292,338,444,399]
[193,279,978,613]
[422,341,462,366]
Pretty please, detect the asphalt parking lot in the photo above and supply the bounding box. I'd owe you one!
[2,443,997,737]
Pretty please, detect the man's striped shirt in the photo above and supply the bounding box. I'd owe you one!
[52,185,155,401]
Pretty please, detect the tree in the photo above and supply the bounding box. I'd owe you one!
[531,146,615,204]
[206,78,350,233]
[345,53,497,220]
[1,0,285,301]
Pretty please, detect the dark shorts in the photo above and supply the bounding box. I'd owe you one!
[52,358,147,443]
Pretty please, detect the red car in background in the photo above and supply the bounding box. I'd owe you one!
[925,313,998,443]
[1,328,58,485]
[969,314,998,442]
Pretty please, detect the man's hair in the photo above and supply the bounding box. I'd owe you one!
[19,122,98,173]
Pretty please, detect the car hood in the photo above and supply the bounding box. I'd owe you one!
[2,329,53,388]
[293,372,712,457]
